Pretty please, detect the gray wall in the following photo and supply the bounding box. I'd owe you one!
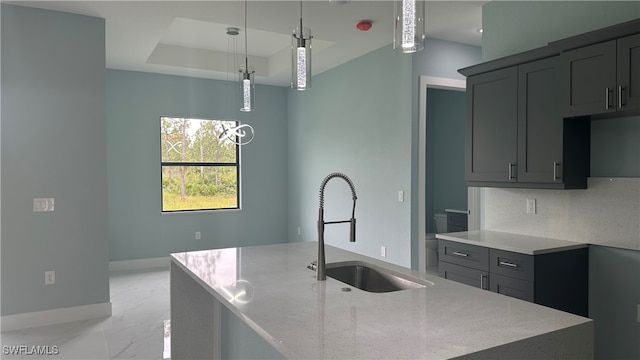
[481,2,640,359]
[412,38,482,267]
[482,0,640,61]
[286,39,480,268]
[1,4,110,315]
[425,88,467,234]
[287,45,413,267]
[107,70,289,261]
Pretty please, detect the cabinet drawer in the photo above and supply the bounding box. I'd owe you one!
[490,249,534,282]
[490,273,534,302]
[439,240,489,271]
[439,261,489,290]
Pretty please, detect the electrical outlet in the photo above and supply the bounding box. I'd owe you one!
[526,198,536,214]
[195,231,201,240]
[45,271,55,285]
[33,198,55,212]
[297,227,301,236]
[381,246,386,258]
[398,191,404,202]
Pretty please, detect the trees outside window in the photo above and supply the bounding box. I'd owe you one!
[160,117,239,212]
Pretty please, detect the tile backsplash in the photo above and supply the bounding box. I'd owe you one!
[483,178,640,251]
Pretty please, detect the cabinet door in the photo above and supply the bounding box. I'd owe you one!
[617,33,640,114]
[466,67,518,183]
[517,57,563,183]
[562,40,617,117]
[490,273,534,302]
[439,261,488,290]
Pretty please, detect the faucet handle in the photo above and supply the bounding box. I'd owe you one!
[307,260,318,271]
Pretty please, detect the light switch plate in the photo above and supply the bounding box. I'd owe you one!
[45,271,55,285]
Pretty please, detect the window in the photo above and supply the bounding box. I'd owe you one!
[160,117,239,212]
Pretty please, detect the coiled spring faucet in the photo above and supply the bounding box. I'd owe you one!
[316,172,357,281]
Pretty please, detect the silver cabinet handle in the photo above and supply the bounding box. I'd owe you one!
[480,273,486,289]
[618,85,624,109]
[499,261,518,268]
[605,87,612,109]
[452,251,468,257]
[553,161,560,181]
[508,163,516,180]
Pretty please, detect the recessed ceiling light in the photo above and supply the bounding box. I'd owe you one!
[477,27,484,34]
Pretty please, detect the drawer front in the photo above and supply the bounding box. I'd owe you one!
[490,273,534,302]
[490,249,534,282]
[439,261,489,290]
[439,240,489,271]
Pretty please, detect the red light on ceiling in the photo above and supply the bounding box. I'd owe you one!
[356,20,372,31]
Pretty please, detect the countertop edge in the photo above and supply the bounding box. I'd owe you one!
[435,231,590,255]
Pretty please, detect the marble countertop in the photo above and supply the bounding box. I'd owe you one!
[171,241,591,359]
[436,230,589,255]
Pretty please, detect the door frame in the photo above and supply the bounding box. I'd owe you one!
[417,76,480,272]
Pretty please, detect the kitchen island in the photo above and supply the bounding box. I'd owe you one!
[170,242,592,359]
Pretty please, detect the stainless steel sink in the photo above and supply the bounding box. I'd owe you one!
[325,261,432,293]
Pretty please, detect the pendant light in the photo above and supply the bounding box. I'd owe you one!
[240,0,255,111]
[393,0,425,53]
[292,0,312,91]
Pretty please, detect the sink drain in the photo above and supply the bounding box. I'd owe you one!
[341,287,352,292]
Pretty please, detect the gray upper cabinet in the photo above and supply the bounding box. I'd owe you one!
[465,67,518,183]
[517,57,563,184]
[460,20,639,189]
[517,57,590,187]
[563,33,640,117]
[617,34,640,114]
[466,57,590,189]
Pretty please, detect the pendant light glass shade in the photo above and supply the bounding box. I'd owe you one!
[292,26,312,91]
[393,0,425,53]
[240,65,255,112]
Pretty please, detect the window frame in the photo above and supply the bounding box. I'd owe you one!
[160,116,241,213]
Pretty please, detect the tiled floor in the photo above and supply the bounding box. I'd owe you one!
[1,268,170,359]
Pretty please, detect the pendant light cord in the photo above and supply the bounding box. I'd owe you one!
[300,0,303,34]
[244,0,249,70]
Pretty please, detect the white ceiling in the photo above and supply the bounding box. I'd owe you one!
[9,0,485,86]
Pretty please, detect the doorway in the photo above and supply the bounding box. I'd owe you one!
[417,76,479,272]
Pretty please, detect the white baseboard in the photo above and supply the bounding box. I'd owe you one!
[109,256,170,271]
[1,302,112,331]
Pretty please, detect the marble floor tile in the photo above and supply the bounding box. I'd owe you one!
[1,268,170,360]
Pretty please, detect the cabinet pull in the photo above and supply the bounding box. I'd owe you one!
[618,85,625,109]
[480,273,486,289]
[499,261,518,268]
[553,161,560,181]
[605,87,612,109]
[452,251,469,257]
[508,163,515,180]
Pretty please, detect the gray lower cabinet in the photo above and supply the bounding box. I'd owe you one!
[439,262,488,290]
[439,239,588,316]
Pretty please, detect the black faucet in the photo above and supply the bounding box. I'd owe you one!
[316,172,357,281]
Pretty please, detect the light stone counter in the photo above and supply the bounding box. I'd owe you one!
[170,242,592,359]
[436,230,589,255]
